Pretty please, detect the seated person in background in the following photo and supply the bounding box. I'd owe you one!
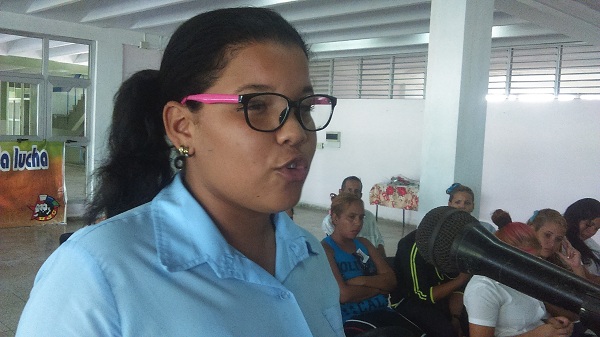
[322,193,423,337]
[564,198,600,281]
[391,218,471,337]
[528,209,575,271]
[528,209,589,336]
[491,209,512,230]
[447,183,496,232]
[527,208,600,283]
[464,222,574,337]
[322,176,386,257]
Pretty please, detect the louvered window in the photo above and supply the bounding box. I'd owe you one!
[360,56,392,98]
[559,44,600,95]
[309,53,427,98]
[488,48,510,96]
[309,59,332,95]
[310,43,600,100]
[331,58,360,98]
[392,53,427,99]
[509,46,558,95]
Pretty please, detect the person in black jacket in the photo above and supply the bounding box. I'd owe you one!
[391,228,470,337]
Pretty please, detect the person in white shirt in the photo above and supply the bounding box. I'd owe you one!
[322,176,386,257]
[464,221,574,337]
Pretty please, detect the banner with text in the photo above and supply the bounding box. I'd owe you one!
[0,141,66,228]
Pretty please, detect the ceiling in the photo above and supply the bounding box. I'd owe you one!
[0,0,599,61]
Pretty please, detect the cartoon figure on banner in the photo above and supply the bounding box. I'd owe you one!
[29,194,60,221]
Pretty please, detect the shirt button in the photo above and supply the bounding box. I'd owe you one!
[279,291,291,299]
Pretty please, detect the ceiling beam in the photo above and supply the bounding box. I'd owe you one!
[81,0,193,22]
[495,0,600,46]
[27,0,81,14]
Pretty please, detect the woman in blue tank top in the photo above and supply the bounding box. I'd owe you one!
[321,193,424,337]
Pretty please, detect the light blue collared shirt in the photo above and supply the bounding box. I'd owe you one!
[17,174,344,337]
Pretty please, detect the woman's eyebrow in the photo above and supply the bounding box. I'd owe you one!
[235,84,273,93]
[233,85,315,96]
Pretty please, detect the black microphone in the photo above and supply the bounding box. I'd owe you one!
[415,206,600,332]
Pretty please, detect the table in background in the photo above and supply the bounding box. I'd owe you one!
[369,182,419,232]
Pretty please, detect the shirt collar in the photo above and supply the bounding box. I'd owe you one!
[151,174,317,282]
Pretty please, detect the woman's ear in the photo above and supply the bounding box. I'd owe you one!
[163,101,195,155]
[331,213,338,226]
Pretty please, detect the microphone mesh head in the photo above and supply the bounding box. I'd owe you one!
[415,206,478,273]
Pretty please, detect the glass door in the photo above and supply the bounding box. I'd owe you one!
[1,32,92,220]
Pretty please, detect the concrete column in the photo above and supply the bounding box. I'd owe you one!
[418,0,494,220]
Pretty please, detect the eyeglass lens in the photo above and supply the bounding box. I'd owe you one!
[245,94,333,131]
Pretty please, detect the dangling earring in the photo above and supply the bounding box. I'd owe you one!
[174,145,189,170]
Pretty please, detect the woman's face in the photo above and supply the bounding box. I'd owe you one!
[332,201,365,240]
[534,221,566,258]
[183,41,316,216]
[448,191,474,213]
[579,217,600,241]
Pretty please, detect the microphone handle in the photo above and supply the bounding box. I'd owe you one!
[452,224,600,331]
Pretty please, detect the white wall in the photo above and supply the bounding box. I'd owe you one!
[300,98,600,243]
[302,99,425,225]
[482,100,600,244]
[123,45,163,81]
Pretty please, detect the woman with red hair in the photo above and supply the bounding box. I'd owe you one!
[464,222,574,337]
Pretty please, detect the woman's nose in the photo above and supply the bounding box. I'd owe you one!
[276,112,307,145]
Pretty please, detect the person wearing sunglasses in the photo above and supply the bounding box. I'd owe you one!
[321,193,423,337]
[17,7,344,336]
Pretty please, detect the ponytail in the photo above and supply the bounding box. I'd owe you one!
[85,69,173,224]
[491,209,512,230]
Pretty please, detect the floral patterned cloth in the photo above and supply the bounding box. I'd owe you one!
[369,181,419,211]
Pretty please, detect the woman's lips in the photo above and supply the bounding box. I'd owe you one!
[278,159,309,182]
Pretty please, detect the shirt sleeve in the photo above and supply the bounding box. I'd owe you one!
[365,212,384,246]
[463,276,500,328]
[16,243,120,337]
[321,214,333,236]
[408,244,437,303]
[394,233,439,303]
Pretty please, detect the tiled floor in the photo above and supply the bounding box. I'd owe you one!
[0,204,413,337]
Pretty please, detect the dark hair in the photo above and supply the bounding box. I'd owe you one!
[341,176,362,191]
[491,209,512,230]
[446,183,474,203]
[85,7,308,224]
[564,198,600,268]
